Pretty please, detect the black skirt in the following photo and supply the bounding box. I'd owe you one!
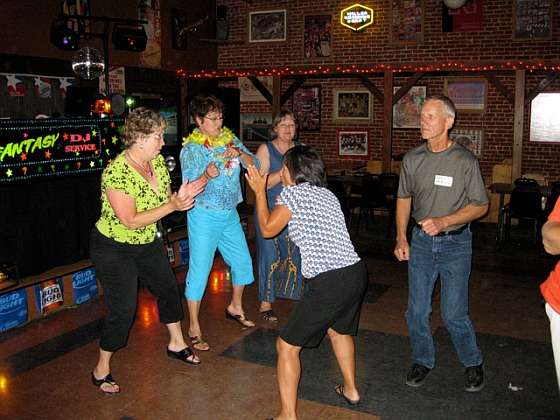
[280,260,367,348]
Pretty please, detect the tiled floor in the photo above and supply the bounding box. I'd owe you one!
[0,220,558,420]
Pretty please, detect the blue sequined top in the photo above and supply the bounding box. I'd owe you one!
[180,133,257,210]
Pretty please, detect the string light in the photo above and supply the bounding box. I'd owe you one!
[177,61,559,79]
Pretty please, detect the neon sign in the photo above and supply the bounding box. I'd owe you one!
[340,4,374,32]
[0,118,124,182]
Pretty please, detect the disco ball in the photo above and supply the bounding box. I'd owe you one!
[165,155,177,172]
[443,0,467,8]
[72,47,105,80]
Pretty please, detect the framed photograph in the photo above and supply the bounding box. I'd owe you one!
[240,114,272,142]
[392,86,426,129]
[513,0,552,39]
[530,93,560,143]
[391,0,424,43]
[442,0,483,33]
[304,15,331,58]
[338,130,369,158]
[249,10,286,42]
[450,128,484,156]
[444,77,487,112]
[333,90,372,122]
[171,9,189,50]
[292,85,321,131]
[238,76,273,102]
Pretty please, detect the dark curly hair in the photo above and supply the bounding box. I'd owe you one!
[283,145,327,187]
[189,94,224,124]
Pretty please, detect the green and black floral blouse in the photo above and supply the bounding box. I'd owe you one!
[95,152,170,244]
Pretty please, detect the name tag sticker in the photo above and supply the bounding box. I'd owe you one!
[434,175,453,187]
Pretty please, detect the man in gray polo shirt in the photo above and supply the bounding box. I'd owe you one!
[394,94,488,392]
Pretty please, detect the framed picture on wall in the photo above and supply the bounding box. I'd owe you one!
[444,77,487,112]
[337,130,369,158]
[304,15,331,58]
[238,76,273,102]
[450,128,484,156]
[171,9,189,50]
[240,114,272,142]
[530,93,560,143]
[333,90,371,122]
[392,86,426,129]
[292,85,321,131]
[249,10,286,42]
[391,0,424,43]
[513,0,552,39]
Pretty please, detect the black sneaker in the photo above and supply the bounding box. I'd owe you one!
[406,363,431,387]
[465,364,484,392]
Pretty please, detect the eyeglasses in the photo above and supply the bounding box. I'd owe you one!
[204,115,224,122]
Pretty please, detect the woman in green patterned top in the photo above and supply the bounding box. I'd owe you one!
[90,108,207,394]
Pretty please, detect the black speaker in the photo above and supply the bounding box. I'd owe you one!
[216,5,229,40]
[210,87,240,138]
[65,86,95,116]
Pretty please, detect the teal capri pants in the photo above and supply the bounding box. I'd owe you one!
[185,206,254,301]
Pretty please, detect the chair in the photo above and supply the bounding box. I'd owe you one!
[544,181,560,218]
[514,177,539,187]
[498,184,544,243]
[328,179,350,224]
[353,173,399,238]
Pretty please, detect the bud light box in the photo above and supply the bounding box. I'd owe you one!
[34,278,64,316]
[72,268,98,305]
[0,290,28,332]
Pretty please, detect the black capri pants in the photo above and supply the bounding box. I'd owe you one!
[280,260,367,348]
[90,227,184,352]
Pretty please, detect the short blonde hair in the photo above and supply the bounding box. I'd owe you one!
[122,107,166,148]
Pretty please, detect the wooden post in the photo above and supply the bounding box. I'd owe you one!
[512,69,525,181]
[272,76,281,118]
[382,70,393,173]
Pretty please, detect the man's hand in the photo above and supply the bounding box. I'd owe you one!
[394,238,410,261]
[418,217,448,236]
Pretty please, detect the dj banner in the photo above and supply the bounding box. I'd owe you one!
[0,117,124,183]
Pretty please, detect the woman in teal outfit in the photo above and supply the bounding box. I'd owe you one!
[180,94,257,352]
[255,110,303,321]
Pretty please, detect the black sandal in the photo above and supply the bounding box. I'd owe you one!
[166,347,201,365]
[334,384,360,406]
[225,308,255,328]
[91,372,120,395]
[260,309,278,322]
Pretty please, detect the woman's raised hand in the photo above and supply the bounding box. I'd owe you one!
[223,144,241,159]
[169,191,195,212]
[177,176,206,201]
[245,165,267,193]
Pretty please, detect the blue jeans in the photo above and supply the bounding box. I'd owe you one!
[406,227,483,369]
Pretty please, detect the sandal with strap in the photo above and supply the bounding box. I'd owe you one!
[260,309,278,322]
[334,384,360,406]
[189,336,210,352]
[167,346,201,365]
[225,308,255,328]
[91,372,120,395]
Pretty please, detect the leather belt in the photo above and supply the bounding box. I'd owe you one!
[416,223,469,236]
[435,224,469,236]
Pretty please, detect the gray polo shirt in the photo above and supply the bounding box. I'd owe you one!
[397,141,488,229]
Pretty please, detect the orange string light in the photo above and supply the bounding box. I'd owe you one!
[176,61,560,79]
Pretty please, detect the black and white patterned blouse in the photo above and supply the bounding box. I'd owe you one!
[278,182,360,279]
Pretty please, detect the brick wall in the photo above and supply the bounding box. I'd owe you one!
[214,0,560,182]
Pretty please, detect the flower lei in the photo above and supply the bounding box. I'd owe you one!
[182,127,235,149]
